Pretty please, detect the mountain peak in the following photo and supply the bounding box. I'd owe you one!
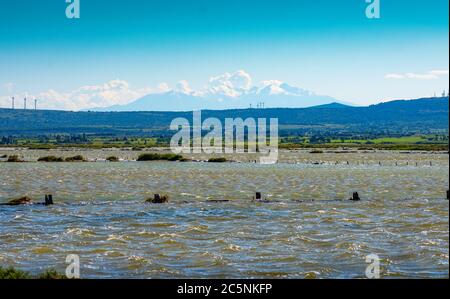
[91,71,346,111]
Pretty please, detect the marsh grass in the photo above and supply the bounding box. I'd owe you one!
[208,157,228,163]
[37,269,68,280]
[6,196,32,206]
[6,155,22,162]
[65,155,85,162]
[0,267,32,279]
[137,153,184,161]
[0,267,67,280]
[309,150,324,154]
[38,156,64,162]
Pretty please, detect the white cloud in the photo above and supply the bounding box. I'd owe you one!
[175,80,194,95]
[405,73,438,80]
[261,80,283,86]
[0,80,153,111]
[0,70,311,110]
[229,70,252,90]
[157,82,170,93]
[385,69,449,80]
[429,69,449,76]
[384,74,406,79]
[206,70,253,98]
[260,80,286,95]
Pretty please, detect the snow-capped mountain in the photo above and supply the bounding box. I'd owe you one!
[92,73,346,111]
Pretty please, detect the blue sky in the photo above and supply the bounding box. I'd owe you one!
[0,0,448,110]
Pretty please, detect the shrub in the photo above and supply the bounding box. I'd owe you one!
[37,269,67,280]
[0,267,32,279]
[137,153,183,161]
[38,156,64,162]
[207,157,228,163]
[6,155,22,162]
[310,150,324,154]
[65,155,85,162]
[106,156,119,162]
[7,196,32,206]
[166,154,184,161]
[0,267,67,280]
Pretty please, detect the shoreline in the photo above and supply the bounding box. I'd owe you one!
[0,143,448,152]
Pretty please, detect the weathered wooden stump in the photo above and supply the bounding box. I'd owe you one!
[349,192,361,201]
[147,194,169,204]
[253,192,272,202]
[44,194,54,205]
[255,192,262,201]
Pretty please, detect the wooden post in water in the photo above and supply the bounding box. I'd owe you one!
[252,192,263,202]
[44,194,54,205]
[154,194,161,202]
[148,194,168,203]
[350,192,361,201]
[256,192,262,200]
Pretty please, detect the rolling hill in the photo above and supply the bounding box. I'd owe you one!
[0,97,448,137]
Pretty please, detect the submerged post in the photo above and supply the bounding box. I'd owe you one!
[45,194,54,205]
[147,194,169,204]
[350,192,361,201]
[255,192,262,201]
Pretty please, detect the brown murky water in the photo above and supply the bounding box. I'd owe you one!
[0,150,448,278]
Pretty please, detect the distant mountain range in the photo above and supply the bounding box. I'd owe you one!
[0,97,448,136]
[92,81,349,112]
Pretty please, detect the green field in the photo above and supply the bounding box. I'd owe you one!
[2,134,448,152]
[331,136,430,144]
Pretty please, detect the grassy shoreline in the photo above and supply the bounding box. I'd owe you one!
[0,266,67,279]
[0,143,448,152]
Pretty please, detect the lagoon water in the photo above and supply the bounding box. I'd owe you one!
[0,150,448,278]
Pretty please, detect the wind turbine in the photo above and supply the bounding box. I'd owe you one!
[34,99,37,110]
[24,97,27,110]
[11,96,15,109]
